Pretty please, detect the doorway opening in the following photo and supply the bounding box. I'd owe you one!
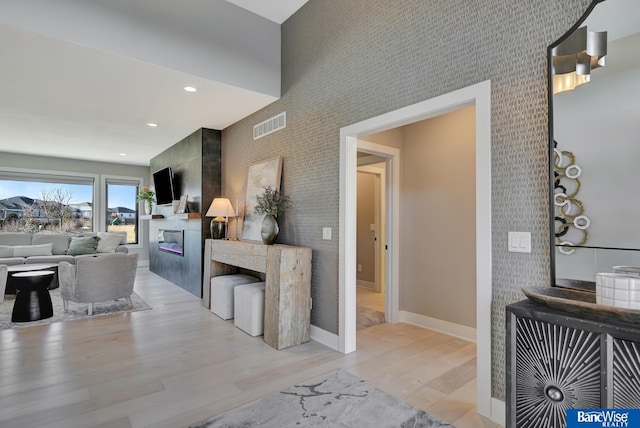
[339,80,492,418]
[356,159,387,330]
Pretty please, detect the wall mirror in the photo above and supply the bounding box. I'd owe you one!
[549,0,640,286]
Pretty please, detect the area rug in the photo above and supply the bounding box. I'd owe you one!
[0,288,151,330]
[357,306,386,330]
[191,369,453,427]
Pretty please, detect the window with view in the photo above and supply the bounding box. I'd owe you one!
[0,174,94,233]
[105,180,139,244]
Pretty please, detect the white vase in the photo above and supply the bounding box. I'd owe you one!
[144,203,151,215]
[260,214,279,245]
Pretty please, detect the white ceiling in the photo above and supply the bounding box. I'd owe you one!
[0,0,309,166]
[226,0,309,24]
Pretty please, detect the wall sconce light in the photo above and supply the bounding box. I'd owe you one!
[205,198,235,239]
[552,26,607,94]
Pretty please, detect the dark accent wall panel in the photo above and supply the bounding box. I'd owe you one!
[149,128,221,297]
[221,0,593,400]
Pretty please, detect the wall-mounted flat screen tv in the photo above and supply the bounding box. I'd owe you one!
[152,166,176,205]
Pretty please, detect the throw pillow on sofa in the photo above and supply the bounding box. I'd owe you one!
[97,232,125,253]
[67,236,100,256]
[32,233,73,255]
[11,243,54,257]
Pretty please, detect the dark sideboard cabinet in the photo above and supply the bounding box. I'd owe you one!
[506,300,640,428]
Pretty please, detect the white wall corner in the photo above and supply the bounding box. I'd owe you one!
[310,324,340,351]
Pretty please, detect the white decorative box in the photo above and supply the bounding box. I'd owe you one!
[596,273,640,310]
[612,266,640,277]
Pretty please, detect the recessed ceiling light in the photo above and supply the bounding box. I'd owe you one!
[146,122,158,127]
[184,86,197,93]
[119,153,127,156]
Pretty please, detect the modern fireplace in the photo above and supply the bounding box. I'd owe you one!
[158,229,184,256]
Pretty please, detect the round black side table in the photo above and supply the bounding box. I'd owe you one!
[11,270,55,322]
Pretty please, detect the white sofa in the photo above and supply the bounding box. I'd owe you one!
[0,232,128,266]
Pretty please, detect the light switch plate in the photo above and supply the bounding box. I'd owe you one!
[508,231,531,253]
[323,227,332,240]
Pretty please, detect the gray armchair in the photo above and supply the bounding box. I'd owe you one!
[0,265,7,304]
[59,253,138,315]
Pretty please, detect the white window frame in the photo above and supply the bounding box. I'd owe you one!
[0,166,99,231]
[101,174,144,249]
[0,168,145,249]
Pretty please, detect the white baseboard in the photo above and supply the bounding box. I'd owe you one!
[137,259,150,268]
[310,324,340,351]
[398,310,476,342]
[356,280,376,291]
[491,398,505,426]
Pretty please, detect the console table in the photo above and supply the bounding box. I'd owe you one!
[203,239,312,350]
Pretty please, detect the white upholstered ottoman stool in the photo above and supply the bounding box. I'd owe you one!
[234,282,266,336]
[211,274,261,320]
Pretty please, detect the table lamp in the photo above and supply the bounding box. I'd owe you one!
[205,198,235,239]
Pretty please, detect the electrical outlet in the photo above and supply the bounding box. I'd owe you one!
[358,264,362,272]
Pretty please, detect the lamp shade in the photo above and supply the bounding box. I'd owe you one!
[206,198,236,218]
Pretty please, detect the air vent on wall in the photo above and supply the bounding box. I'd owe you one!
[253,112,286,140]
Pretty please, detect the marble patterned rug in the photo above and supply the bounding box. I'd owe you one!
[191,369,453,428]
[0,288,151,330]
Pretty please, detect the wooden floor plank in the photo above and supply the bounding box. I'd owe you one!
[0,268,500,427]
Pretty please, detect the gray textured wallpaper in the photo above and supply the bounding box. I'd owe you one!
[221,0,593,401]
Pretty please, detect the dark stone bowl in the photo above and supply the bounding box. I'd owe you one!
[521,286,640,325]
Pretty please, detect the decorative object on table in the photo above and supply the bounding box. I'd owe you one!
[205,198,236,239]
[596,273,640,309]
[254,185,291,245]
[176,195,189,214]
[241,156,283,241]
[553,140,590,255]
[190,369,453,428]
[233,198,241,240]
[137,186,155,215]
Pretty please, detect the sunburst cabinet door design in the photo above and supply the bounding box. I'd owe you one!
[613,338,640,408]
[507,301,640,428]
[513,317,601,427]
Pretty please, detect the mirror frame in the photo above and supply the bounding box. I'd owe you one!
[548,0,606,287]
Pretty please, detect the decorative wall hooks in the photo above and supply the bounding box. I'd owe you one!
[553,140,590,255]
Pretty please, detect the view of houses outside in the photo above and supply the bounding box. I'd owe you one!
[0,179,139,243]
[105,183,138,243]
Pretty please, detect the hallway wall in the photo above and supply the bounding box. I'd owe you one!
[356,171,377,286]
[220,0,593,399]
[401,106,476,329]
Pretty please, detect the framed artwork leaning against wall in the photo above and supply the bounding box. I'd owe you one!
[241,157,283,241]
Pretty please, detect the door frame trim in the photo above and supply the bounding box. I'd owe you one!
[339,80,493,418]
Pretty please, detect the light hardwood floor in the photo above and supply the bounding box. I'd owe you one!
[357,286,386,313]
[0,269,501,428]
